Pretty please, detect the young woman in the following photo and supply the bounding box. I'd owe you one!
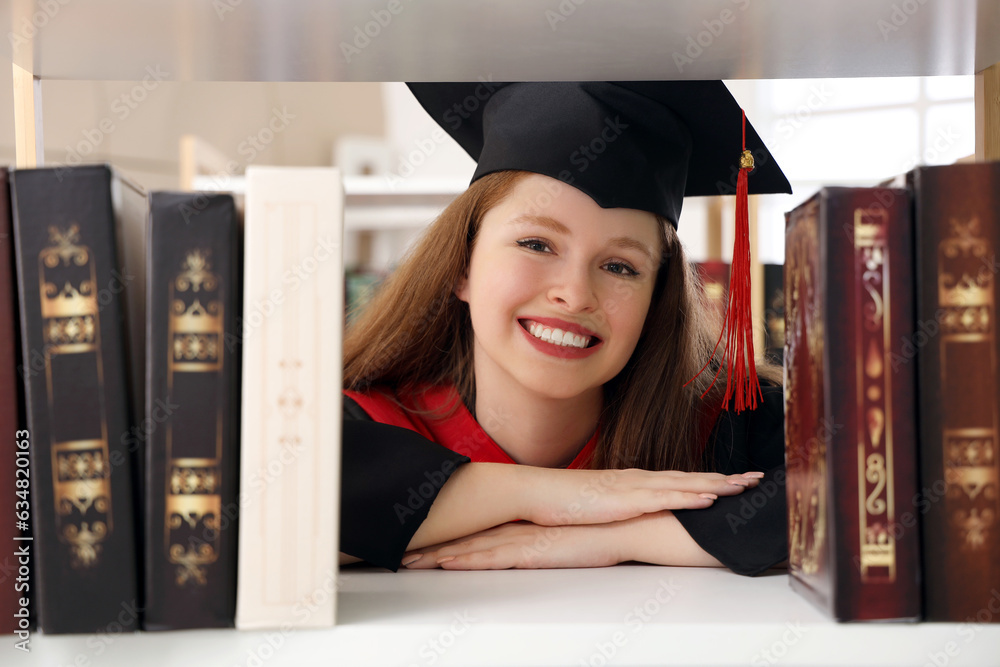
[340,81,791,576]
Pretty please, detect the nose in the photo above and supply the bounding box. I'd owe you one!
[547,262,598,313]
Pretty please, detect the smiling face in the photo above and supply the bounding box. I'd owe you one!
[455,173,663,402]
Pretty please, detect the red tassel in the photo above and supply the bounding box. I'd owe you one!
[686,109,761,413]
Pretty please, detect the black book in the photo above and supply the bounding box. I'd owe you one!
[763,263,785,365]
[10,165,143,634]
[143,192,241,630]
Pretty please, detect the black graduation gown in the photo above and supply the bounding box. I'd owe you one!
[340,383,787,576]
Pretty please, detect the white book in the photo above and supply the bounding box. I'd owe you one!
[236,167,343,629]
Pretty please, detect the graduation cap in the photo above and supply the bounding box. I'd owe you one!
[407,81,792,413]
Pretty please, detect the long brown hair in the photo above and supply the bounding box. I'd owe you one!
[343,170,782,472]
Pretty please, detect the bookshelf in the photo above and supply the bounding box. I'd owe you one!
[5,1,1000,664]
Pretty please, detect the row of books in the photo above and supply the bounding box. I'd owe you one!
[694,260,785,366]
[0,164,345,634]
[784,161,1000,622]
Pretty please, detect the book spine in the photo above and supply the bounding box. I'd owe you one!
[823,187,921,621]
[913,164,1000,622]
[235,167,343,629]
[143,192,240,630]
[786,188,922,621]
[10,165,139,634]
[785,193,836,616]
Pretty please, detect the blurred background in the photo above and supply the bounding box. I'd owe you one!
[0,70,976,268]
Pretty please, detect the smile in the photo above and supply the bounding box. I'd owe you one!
[517,318,603,359]
[524,320,593,349]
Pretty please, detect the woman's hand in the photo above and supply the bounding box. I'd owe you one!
[401,521,627,570]
[515,467,763,526]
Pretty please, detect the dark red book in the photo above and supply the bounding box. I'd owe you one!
[1,169,33,639]
[784,187,922,621]
[10,165,142,634]
[143,192,241,630]
[910,163,1000,622]
[694,260,729,326]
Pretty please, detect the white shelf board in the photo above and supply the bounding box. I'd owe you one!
[3,0,998,82]
[193,174,460,230]
[22,565,1000,666]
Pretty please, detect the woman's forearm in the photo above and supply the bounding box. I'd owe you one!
[339,462,523,566]
[405,462,527,551]
[620,510,723,568]
[339,464,756,567]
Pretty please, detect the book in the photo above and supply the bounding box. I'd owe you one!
[235,167,344,629]
[763,263,785,365]
[910,163,1000,623]
[694,260,729,325]
[345,267,384,326]
[784,187,922,621]
[1,168,33,638]
[143,192,241,630]
[10,165,143,634]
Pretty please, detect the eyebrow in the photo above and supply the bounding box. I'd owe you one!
[509,214,655,262]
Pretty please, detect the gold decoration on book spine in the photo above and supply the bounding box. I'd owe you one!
[166,458,221,585]
[40,226,113,568]
[165,250,225,586]
[938,216,999,551]
[855,208,896,582]
[171,250,223,372]
[786,201,827,578]
[53,440,112,568]
[39,225,98,352]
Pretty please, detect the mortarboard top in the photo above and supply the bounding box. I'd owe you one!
[406,81,792,228]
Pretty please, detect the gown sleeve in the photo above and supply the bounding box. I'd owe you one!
[340,395,471,571]
[672,381,787,576]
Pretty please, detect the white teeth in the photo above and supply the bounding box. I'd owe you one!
[526,321,591,349]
